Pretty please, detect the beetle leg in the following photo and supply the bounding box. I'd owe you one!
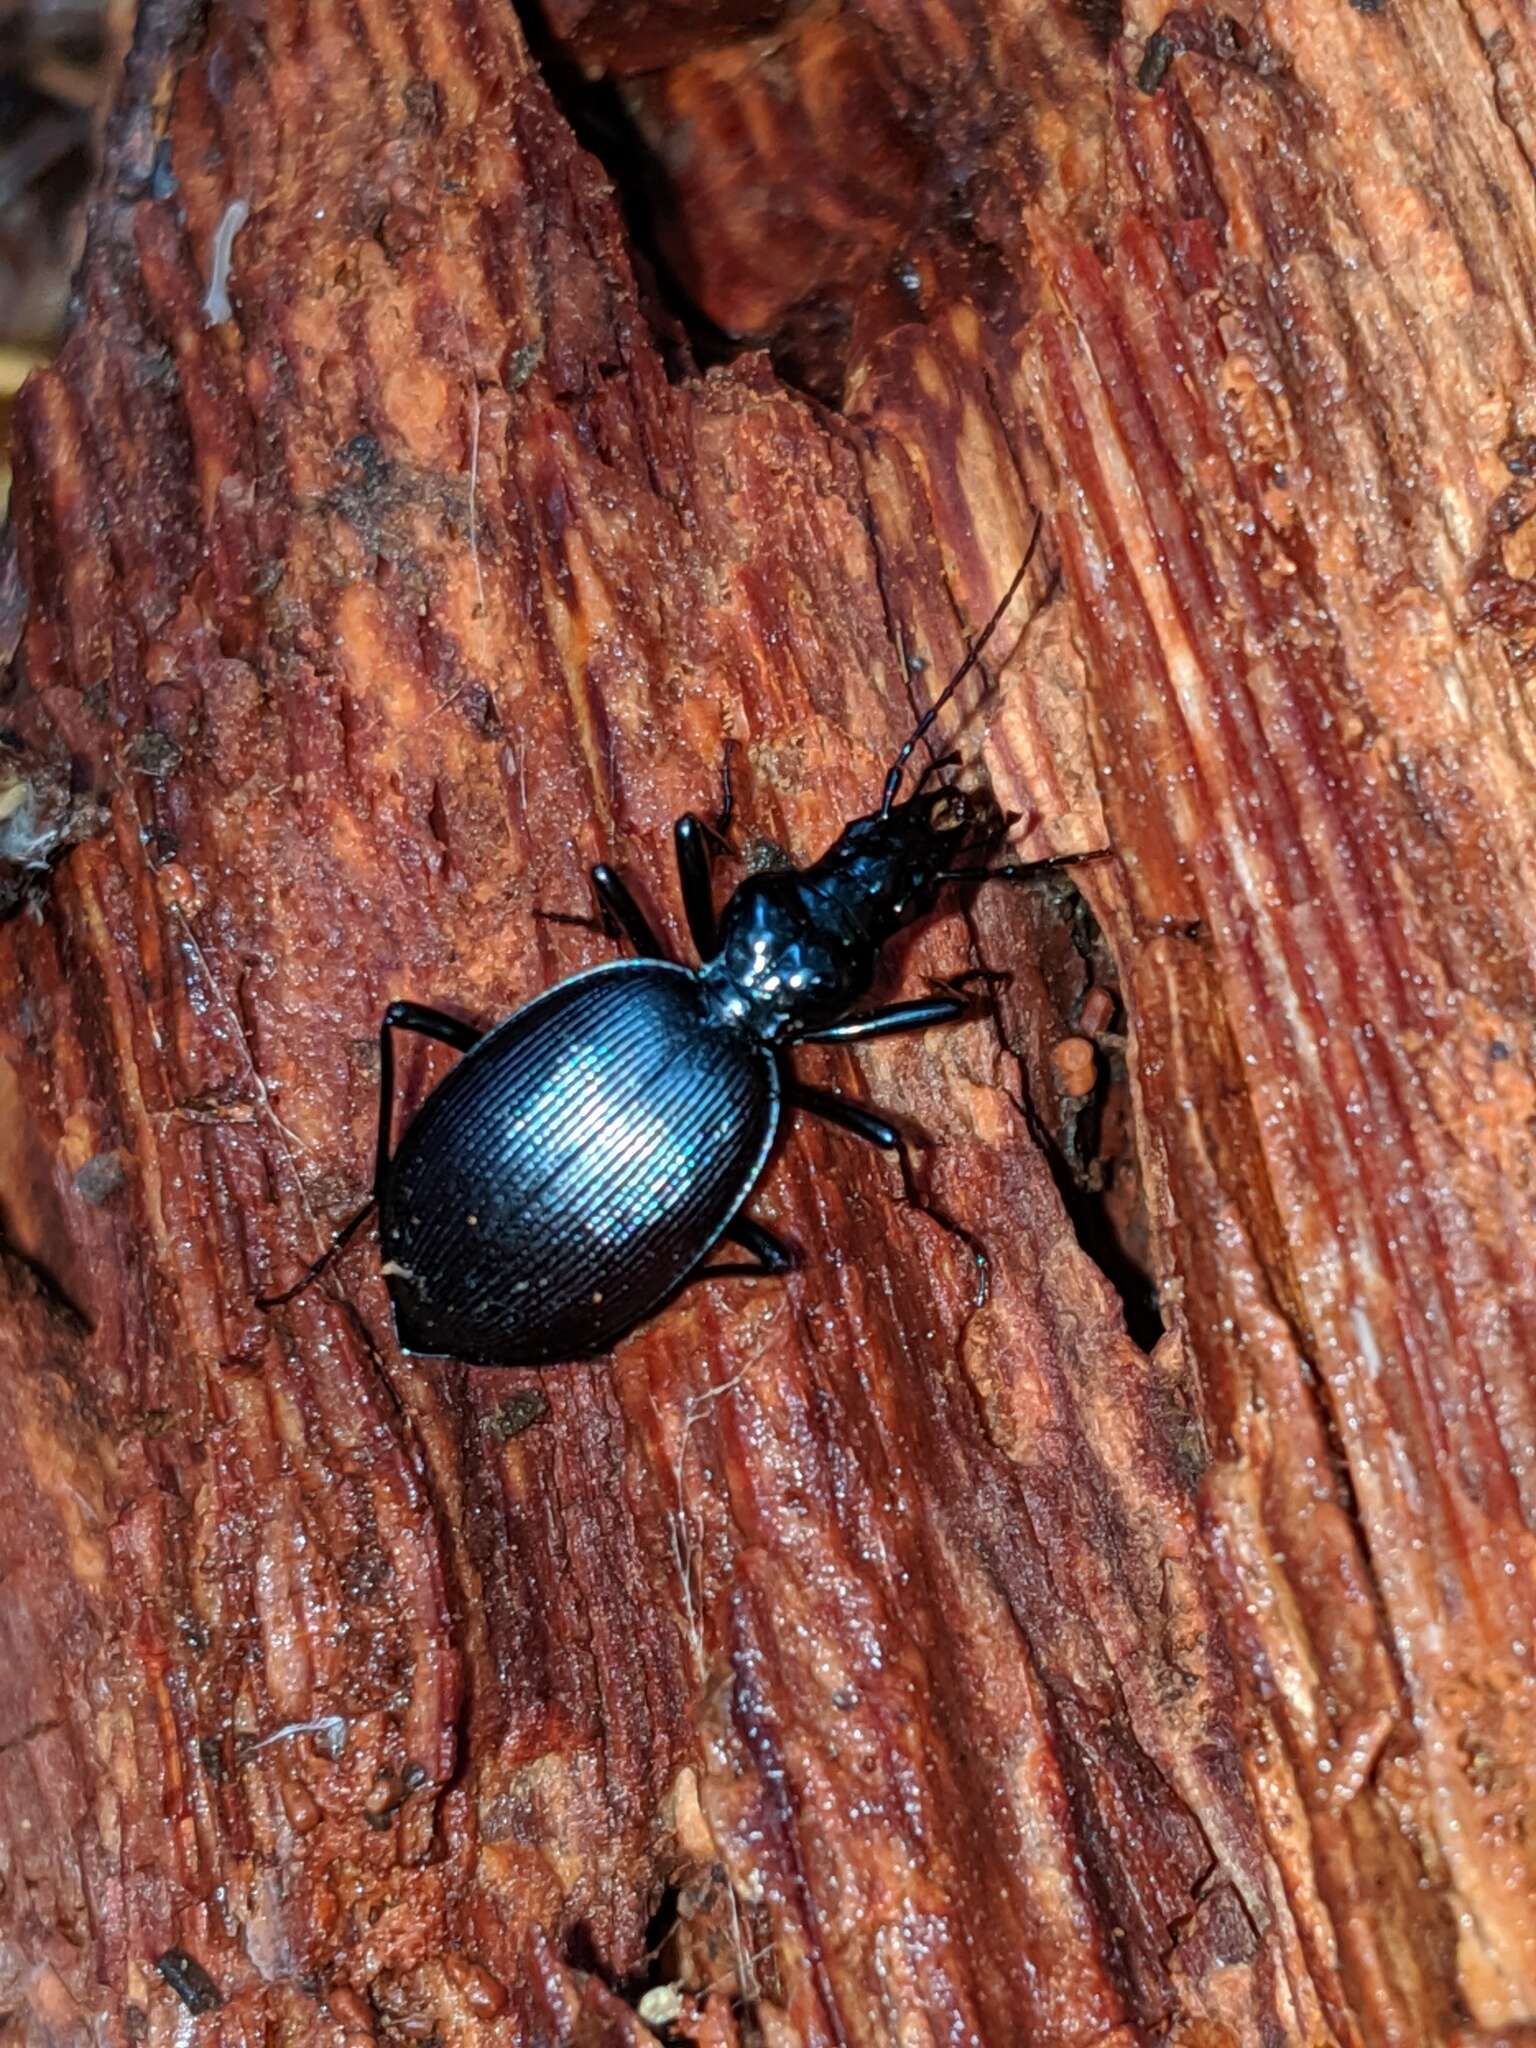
[714,738,738,839]
[257,1001,481,1311]
[256,1199,377,1308]
[724,1215,796,1270]
[695,1214,798,1279]
[791,1082,995,1314]
[787,1081,900,1150]
[794,993,969,1046]
[940,849,1109,884]
[380,1001,481,1053]
[674,814,720,959]
[790,1083,993,1308]
[590,864,670,959]
[911,749,962,795]
[377,1001,482,1189]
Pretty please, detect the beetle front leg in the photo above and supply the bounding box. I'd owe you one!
[535,866,666,957]
[590,865,670,960]
[940,850,1108,886]
[788,1081,992,1310]
[674,814,720,960]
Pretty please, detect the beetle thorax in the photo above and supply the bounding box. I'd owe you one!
[702,876,872,1045]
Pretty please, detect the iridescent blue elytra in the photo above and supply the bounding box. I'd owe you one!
[380,961,780,1365]
[258,538,1082,1366]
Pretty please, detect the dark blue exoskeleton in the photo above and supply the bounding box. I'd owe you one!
[260,535,1082,1365]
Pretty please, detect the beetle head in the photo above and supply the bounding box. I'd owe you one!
[811,777,1007,938]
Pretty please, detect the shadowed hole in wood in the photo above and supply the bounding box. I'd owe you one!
[510,0,972,404]
[1005,879,1163,1352]
[503,0,737,385]
[559,1879,739,2033]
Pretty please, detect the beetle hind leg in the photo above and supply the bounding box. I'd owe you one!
[377,1002,482,1188]
[256,1198,377,1308]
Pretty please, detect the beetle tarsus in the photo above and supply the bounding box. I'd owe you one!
[940,848,1108,886]
[257,1197,377,1309]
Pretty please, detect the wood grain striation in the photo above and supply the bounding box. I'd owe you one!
[2,0,1534,2040]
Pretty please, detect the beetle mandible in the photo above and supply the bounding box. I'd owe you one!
[261,528,1083,1366]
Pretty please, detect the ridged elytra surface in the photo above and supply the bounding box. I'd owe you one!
[380,962,779,1366]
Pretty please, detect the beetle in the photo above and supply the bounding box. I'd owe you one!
[260,532,1085,1366]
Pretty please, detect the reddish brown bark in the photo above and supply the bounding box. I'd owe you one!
[2,0,1535,2042]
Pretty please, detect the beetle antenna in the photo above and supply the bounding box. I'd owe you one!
[257,1198,376,1309]
[880,512,1043,819]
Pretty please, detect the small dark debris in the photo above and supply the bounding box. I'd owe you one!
[141,1407,174,1438]
[73,1150,125,1203]
[129,728,183,779]
[1137,29,1174,89]
[401,1761,428,1792]
[1347,0,1385,12]
[149,138,177,201]
[176,1610,209,1653]
[403,77,442,132]
[197,1737,226,1782]
[155,1949,222,2015]
[1491,1039,1511,1061]
[363,1770,409,1825]
[341,1540,390,1602]
[336,433,392,504]
[505,339,544,392]
[1501,435,1536,478]
[487,1390,549,1440]
[124,2007,148,2042]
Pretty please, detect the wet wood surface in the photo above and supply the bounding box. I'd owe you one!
[2,0,1535,2040]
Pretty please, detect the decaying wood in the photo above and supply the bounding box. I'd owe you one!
[2,0,1535,2040]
